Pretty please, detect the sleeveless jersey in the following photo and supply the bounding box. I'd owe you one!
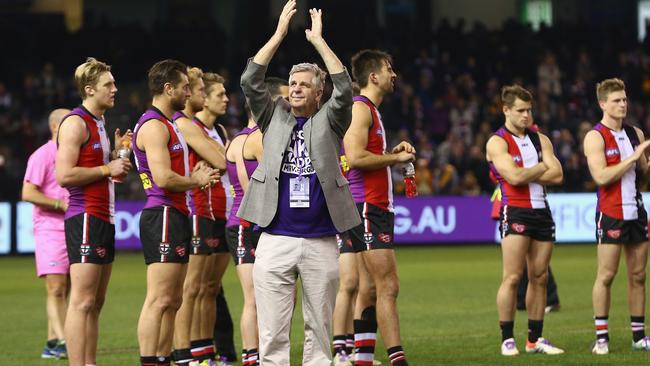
[489,126,547,209]
[194,117,232,221]
[133,108,190,216]
[346,95,393,212]
[592,123,642,220]
[225,126,259,228]
[60,106,114,223]
[173,112,212,219]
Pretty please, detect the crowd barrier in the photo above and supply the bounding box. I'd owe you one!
[2,193,648,254]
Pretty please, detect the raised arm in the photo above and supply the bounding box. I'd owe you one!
[137,120,218,192]
[344,102,415,170]
[176,117,226,170]
[534,133,563,185]
[486,135,548,186]
[56,116,130,187]
[241,0,296,132]
[584,129,650,186]
[305,8,352,137]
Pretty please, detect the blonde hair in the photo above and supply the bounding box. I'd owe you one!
[289,63,327,90]
[74,57,111,99]
[187,67,204,90]
[596,78,625,102]
[203,72,225,94]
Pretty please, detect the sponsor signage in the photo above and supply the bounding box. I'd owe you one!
[0,202,10,254]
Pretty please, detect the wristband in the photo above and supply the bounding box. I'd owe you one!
[100,165,110,177]
[54,200,60,210]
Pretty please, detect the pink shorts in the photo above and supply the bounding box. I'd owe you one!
[34,230,69,277]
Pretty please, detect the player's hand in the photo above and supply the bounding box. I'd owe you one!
[395,151,416,163]
[107,157,131,177]
[305,8,323,44]
[192,161,220,189]
[114,128,133,151]
[391,141,416,155]
[274,0,297,38]
[633,140,650,161]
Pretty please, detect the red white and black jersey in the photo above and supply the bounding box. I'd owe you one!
[592,123,642,220]
[60,106,115,223]
[345,95,393,212]
[489,126,547,209]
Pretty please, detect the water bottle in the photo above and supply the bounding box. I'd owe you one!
[113,139,131,183]
[403,162,417,198]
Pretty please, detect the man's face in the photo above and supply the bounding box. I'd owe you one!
[170,73,190,111]
[289,71,322,114]
[600,90,627,120]
[204,83,229,117]
[88,71,117,109]
[504,98,533,129]
[187,78,206,114]
[373,59,397,93]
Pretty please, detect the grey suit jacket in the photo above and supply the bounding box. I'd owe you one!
[237,59,361,233]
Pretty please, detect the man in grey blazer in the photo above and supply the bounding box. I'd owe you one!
[239,1,361,365]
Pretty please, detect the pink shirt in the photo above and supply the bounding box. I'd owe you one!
[23,140,68,232]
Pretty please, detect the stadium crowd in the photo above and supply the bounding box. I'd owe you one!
[5,14,650,201]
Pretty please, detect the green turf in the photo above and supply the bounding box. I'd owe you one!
[1,245,649,365]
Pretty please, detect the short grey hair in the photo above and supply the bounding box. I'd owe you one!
[289,63,327,90]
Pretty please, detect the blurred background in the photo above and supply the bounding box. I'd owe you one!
[4,0,650,250]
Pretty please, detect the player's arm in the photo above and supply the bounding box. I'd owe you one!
[344,103,414,170]
[248,130,264,163]
[176,117,226,170]
[486,135,548,186]
[583,130,650,186]
[22,183,67,212]
[534,133,563,185]
[138,120,218,192]
[634,126,649,174]
[56,116,130,187]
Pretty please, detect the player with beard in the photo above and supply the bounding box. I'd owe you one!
[133,60,218,366]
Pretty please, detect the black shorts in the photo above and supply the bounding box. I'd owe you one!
[189,215,225,255]
[596,210,648,245]
[225,223,260,265]
[499,206,555,242]
[140,206,191,264]
[337,232,355,254]
[346,202,395,252]
[65,213,115,264]
[211,218,228,254]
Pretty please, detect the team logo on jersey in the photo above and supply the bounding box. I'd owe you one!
[175,246,186,257]
[159,242,170,255]
[80,244,91,256]
[605,148,620,157]
[511,223,526,233]
[92,143,102,150]
[171,143,183,151]
[607,229,621,239]
[376,128,383,136]
[363,232,374,244]
[377,233,392,243]
[236,246,246,258]
[96,246,106,258]
[512,155,522,163]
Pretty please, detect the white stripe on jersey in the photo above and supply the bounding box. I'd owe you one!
[612,129,638,220]
[172,121,192,212]
[512,134,546,209]
[205,125,233,217]
[97,119,116,223]
[375,112,394,212]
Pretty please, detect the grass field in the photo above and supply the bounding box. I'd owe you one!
[1,244,649,365]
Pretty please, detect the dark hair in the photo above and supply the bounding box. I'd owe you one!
[500,84,532,108]
[265,77,289,99]
[351,49,393,88]
[147,59,188,96]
